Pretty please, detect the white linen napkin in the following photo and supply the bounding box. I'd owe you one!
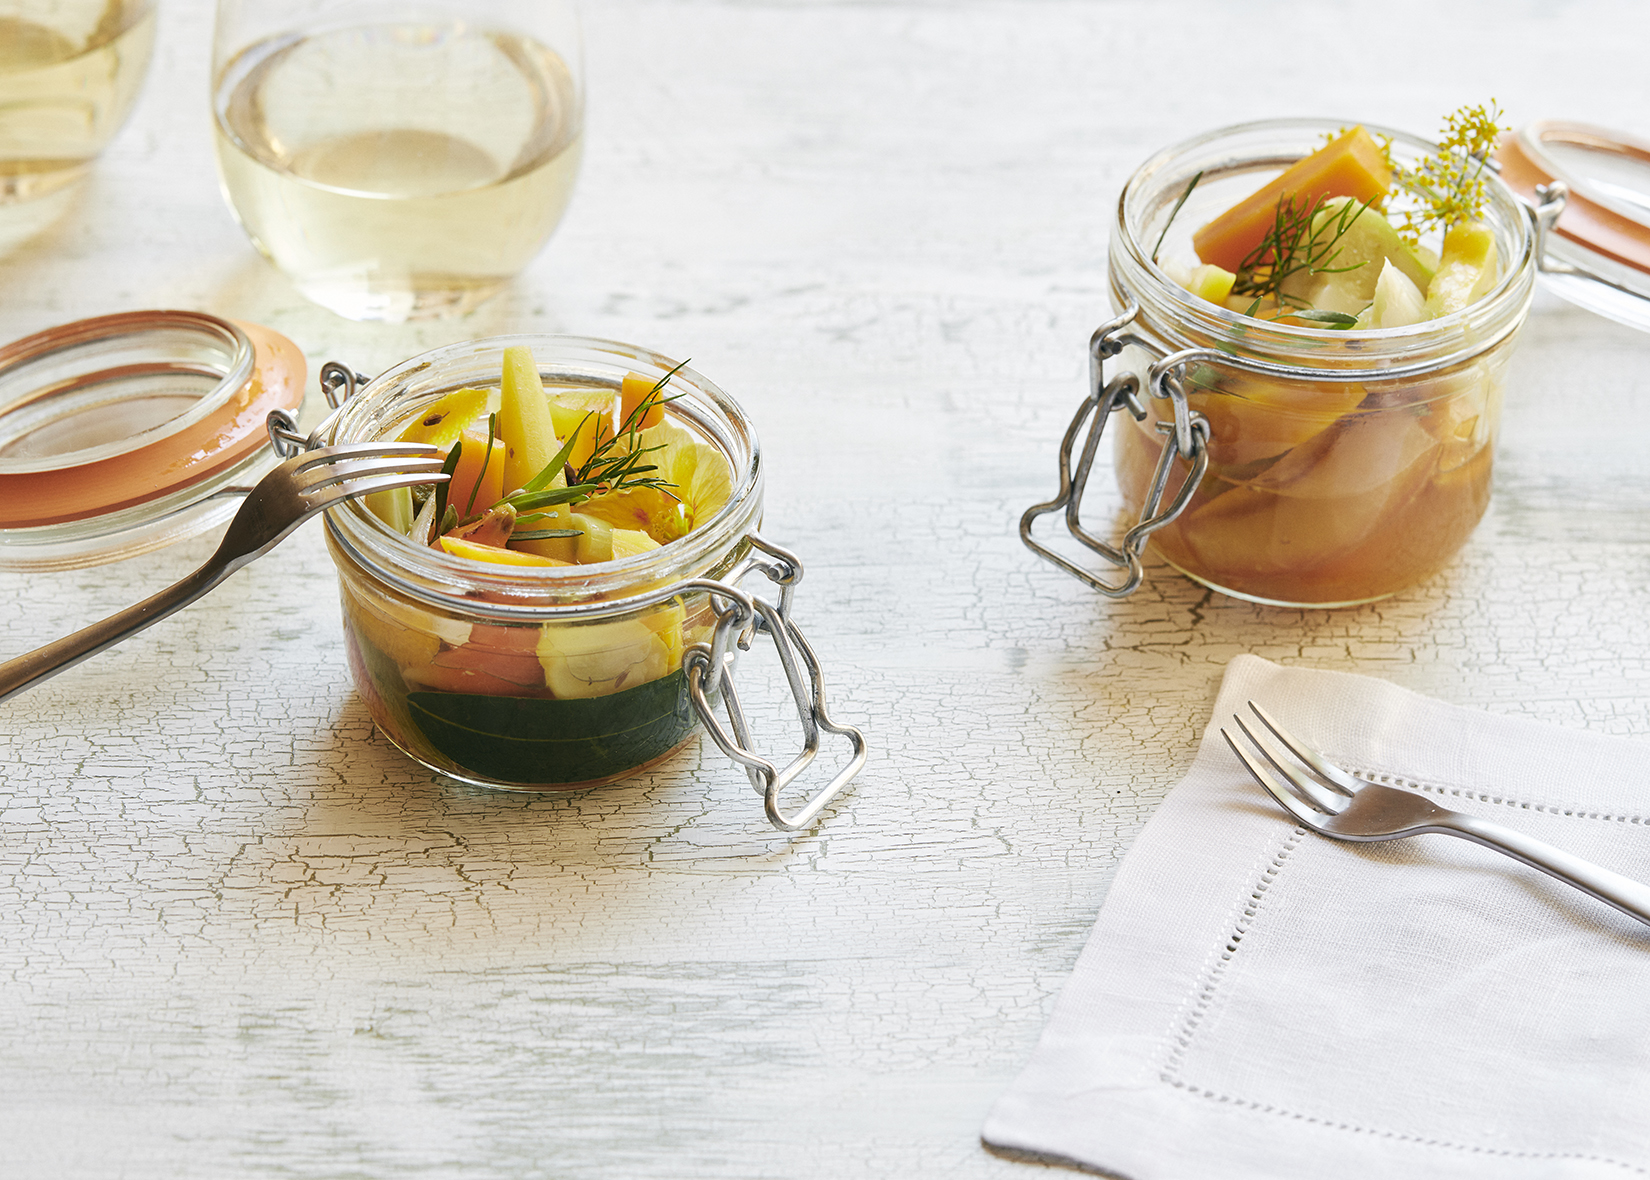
[984,655,1650,1180]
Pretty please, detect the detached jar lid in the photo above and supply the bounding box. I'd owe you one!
[1497,121,1650,332]
[0,310,305,570]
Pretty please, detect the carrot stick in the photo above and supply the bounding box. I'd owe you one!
[1193,127,1393,272]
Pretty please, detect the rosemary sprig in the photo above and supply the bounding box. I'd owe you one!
[1231,193,1370,306]
[432,440,463,524]
[508,484,602,512]
[464,412,497,516]
[424,366,696,553]
[1152,170,1203,264]
[521,427,583,496]
[1288,309,1360,329]
[471,364,689,523]
[1391,101,1506,244]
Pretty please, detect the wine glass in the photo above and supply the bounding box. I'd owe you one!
[0,0,157,203]
[210,0,584,322]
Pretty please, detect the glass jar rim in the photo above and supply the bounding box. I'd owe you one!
[1113,117,1537,370]
[323,334,764,622]
[0,310,256,475]
[0,311,304,568]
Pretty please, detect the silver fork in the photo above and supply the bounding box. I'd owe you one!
[0,442,447,705]
[1222,701,1650,930]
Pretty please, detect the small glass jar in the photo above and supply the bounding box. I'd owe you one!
[1027,119,1538,608]
[322,336,863,827]
[1117,119,1536,606]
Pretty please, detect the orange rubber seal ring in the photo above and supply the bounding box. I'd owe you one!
[0,312,305,528]
[1497,122,1650,275]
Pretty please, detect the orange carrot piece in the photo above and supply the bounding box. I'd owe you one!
[621,371,666,431]
[447,423,507,516]
[1193,127,1393,272]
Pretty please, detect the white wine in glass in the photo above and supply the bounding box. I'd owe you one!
[0,0,156,203]
[212,3,583,322]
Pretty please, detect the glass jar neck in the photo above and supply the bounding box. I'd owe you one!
[324,335,764,621]
[1110,118,1537,374]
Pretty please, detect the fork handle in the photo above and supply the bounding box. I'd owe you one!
[0,559,234,705]
[1436,811,1650,929]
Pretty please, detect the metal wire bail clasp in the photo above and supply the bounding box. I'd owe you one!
[1019,302,1210,596]
[682,535,867,832]
[267,361,374,457]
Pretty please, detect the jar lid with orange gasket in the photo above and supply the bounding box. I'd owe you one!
[1497,121,1650,333]
[0,309,305,571]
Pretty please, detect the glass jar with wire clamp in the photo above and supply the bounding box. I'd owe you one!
[318,335,865,832]
[1024,118,1544,608]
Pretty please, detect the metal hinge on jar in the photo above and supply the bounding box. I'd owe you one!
[685,535,867,832]
[1019,301,1210,597]
[266,362,372,457]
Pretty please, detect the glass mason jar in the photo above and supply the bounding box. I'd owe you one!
[320,336,863,830]
[1027,119,1538,608]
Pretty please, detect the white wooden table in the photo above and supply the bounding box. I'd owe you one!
[2,2,1647,1176]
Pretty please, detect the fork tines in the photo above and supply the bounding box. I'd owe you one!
[1221,701,1354,825]
[285,443,448,509]
[292,453,447,494]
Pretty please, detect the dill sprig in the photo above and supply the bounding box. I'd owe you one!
[1230,194,1370,307]
[1392,101,1506,244]
[566,362,688,500]
[1152,170,1203,264]
[480,363,688,523]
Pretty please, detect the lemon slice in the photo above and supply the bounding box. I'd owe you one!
[439,535,571,566]
[396,388,491,449]
[578,420,732,542]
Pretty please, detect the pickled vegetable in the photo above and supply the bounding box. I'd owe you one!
[1194,126,1393,272]
[1121,106,1513,604]
[1169,107,1506,328]
[1275,196,1434,314]
[336,349,736,788]
[1424,221,1499,318]
[499,344,561,494]
[1114,347,1507,605]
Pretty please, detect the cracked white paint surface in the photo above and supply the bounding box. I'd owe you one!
[1,2,1648,1177]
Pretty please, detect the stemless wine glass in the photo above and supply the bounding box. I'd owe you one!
[210,0,584,322]
[0,0,156,203]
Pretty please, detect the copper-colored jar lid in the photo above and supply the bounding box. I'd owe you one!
[1497,121,1650,329]
[0,310,305,569]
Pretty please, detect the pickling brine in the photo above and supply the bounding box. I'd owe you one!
[1113,340,1506,605]
[336,554,722,788]
[1088,116,1536,606]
